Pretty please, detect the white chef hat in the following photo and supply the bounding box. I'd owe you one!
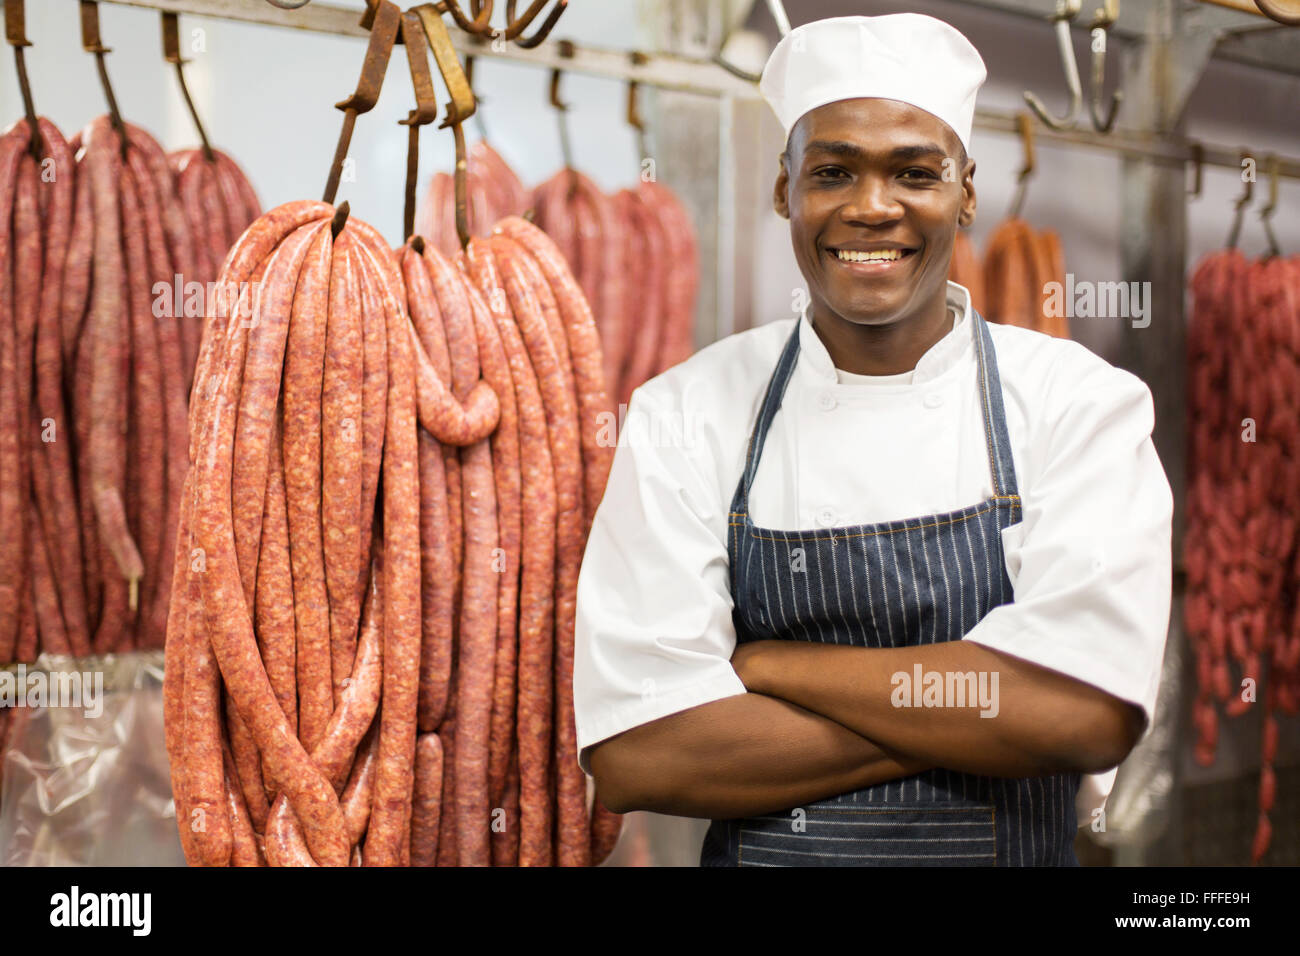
[759,14,987,155]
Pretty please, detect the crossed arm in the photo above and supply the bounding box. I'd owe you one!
[589,639,1145,819]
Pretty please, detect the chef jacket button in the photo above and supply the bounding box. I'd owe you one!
[818,391,837,411]
[923,393,943,409]
[816,507,836,527]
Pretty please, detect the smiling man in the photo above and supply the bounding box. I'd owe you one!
[573,14,1173,866]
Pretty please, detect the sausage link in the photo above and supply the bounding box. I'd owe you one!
[283,226,335,751]
[341,719,380,847]
[410,732,444,866]
[273,547,384,852]
[183,599,233,866]
[121,160,167,642]
[322,233,365,703]
[190,204,349,868]
[256,410,299,744]
[352,237,423,867]
[226,691,270,833]
[31,119,89,655]
[0,126,29,659]
[163,469,200,863]
[490,745,521,867]
[61,139,94,369]
[127,145,189,651]
[416,428,454,731]
[496,217,614,533]
[490,237,589,864]
[464,242,548,861]
[82,118,144,597]
[127,126,200,392]
[223,738,265,866]
[616,191,666,407]
[434,712,458,866]
[28,507,70,654]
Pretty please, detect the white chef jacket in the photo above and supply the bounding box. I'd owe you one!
[574,282,1174,824]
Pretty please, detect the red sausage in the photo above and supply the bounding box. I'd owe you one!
[352,237,423,868]
[410,733,444,866]
[322,232,365,704]
[283,226,335,751]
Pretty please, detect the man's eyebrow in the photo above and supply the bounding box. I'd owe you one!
[803,140,951,162]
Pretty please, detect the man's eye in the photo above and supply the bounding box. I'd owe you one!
[901,168,939,181]
[812,167,847,179]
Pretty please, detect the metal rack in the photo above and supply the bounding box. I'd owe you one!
[90,0,1300,179]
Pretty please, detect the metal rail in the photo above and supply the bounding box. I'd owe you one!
[90,0,1300,182]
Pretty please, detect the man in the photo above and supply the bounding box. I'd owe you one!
[574,13,1173,866]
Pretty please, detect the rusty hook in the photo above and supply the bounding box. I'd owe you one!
[1259,155,1281,258]
[1008,112,1036,220]
[506,0,567,48]
[1023,0,1084,131]
[415,3,477,249]
[399,8,439,242]
[4,0,41,161]
[435,0,496,38]
[1187,142,1203,199]
[80,0,128,159]
[162,12,214,162]
[1226,151,1254,251]
[627,51,650,166]
[549,40,576,193]
[1253,0,1300,26]
[1086,0,1123,132]
[323,0,401,204]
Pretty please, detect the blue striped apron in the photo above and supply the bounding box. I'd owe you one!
[701,311,1079,866]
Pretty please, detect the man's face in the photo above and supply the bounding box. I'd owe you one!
[774,98,976,329]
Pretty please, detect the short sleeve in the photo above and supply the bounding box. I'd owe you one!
[964,355,1174,729]
[573,388,747,775]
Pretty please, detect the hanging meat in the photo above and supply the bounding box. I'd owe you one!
[982,217,1070,338]
[533,172,699,407]
[1185,246,1300,863]
[168,148,262,387]
[948,228,986,316]
[415,140,530,259]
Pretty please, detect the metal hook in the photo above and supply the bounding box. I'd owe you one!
[1187,142,1203,199]
[627,51,650,168]
[398,7,439,242]
[1259,155,1281,258]
[465,53,488,140]
[162,12,214,163]
[1086,0,1123,132]
[1253,0,1300,26]
[4,0,41,161]
[1023,0,1084,131]
[415,3,477,249]
[548,39,575,195]
[323,0,401,204]
[435,0,496,38]
[505,0,566,48]
[1008,112,1036,220]
[80,0,128,159]
[1226,151,1254,251]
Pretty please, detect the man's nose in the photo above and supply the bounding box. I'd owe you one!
[839,176,904,226]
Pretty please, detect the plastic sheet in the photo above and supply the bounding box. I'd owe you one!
[0,651,184,866]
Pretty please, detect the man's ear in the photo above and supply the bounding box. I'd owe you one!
[957,158,976,228]
[773,153,791,221]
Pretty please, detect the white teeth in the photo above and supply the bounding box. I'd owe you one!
[835,249,904,262]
